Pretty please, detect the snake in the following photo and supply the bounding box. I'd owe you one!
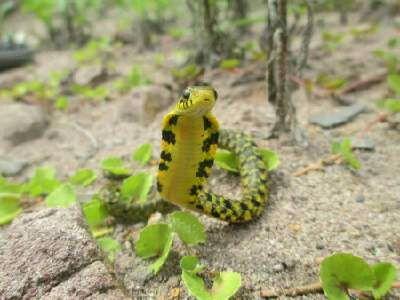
[102,83,268,223]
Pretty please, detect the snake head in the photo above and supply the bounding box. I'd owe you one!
[176,82,218,116]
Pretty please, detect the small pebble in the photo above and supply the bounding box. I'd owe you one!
[272,263,284,273]
[355,194,365,203]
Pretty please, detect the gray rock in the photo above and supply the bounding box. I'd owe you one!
[350,136,375,150]
[0,156,28,176]
[74,65,106,86]
[0,103,49,147]
[119,85,173,125]
[0,206,124,299]
[309,103,366,128]
[41,261,127,300]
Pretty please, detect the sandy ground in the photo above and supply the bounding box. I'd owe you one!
[1,12,399,300]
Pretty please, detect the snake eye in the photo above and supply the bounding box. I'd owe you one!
[182,89,190,100]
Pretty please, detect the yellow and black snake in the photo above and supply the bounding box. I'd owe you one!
[103,83,268,223]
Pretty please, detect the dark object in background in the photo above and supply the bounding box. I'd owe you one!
[0,34,34,71]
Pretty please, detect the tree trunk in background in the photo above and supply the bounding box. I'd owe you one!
[267,0,313,144]
[187,0,234,65]
[229,0,249,34]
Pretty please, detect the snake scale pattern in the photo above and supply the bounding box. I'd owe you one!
[103,83,268,223]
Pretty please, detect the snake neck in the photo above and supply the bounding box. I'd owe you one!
[158,114,212,207]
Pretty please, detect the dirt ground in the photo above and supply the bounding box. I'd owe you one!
[1,12,400,300]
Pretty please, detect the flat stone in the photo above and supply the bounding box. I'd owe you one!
[0,206,124,299]
[309,103,366,128]
[41,261,127,299]
[350,136,375,150]
[0,156,28,176]
[119,85,173,125]
[0,103,49,147]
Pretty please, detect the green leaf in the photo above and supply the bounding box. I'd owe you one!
[258,148,280,171]
[73,37,111,64]
[316,74,347,91]
[25,166,61,196]
[171,64,202,80]
[331,138,361,170]
[219,59,240,70]
[211,272,242,300]
[135,223,173,273]
[180,256,204,273]
[45,184,76,208]
[132,143,152,165]
[120,172,153,203]
[320,253,375,300]
[215,149,239,173]
[0,194,22,225]
[97,236,121,262]
[388,74,400,95]
[55,96,68,110]
[169,211,206,245]
[101,156,131,177]
[373,49,398,73]
[69,168,97,187]
[0,177,23,196]
[83,196,111,237]
[113,66,150,93]
[181,265,242,300]
[378,98,400,113]
[372,262,397,299]
[182,271,212,300]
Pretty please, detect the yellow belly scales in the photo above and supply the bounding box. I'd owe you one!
[157,112,268,223]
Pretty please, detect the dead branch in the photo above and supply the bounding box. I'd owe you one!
[292,154,342,177]
[337,72,387,95]
[261,281,400,298]
[260,282,322,298]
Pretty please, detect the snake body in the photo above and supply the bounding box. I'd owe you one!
[103,84,268,223]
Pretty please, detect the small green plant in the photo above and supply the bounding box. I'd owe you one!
[0,70,72,110]
[316,73,347,91]
[69,168,97,187]
[135,223,174,273]
[134,211,242,299]
[72,85,110,102]
[349,24,378,40]
[215,148,280,173]
[387,74,400,96]
[171,64,203,81]
[101,156,131,178]
[45,183,76,208]
[97,236,121,262]
[180,256,242,300]
[120,172,153,203]
[25,166,61,197]
[22,0,102,45]
[331,138,361,170]
[131,143,153,165]
[320,253,397,300]
[73,37,112,64]
[219,59,240,70]
[373,49,399,74]
[0,177,23,225]
[113,66,151,93]
[135,211,206,273]
[83,196,112,238]
[378,99,400,113]
[322,31,345,51]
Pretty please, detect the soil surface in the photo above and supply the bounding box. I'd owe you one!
[1,12,399,300]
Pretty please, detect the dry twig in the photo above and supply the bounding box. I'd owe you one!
[292,154,342,177]
[261,281,400,298]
